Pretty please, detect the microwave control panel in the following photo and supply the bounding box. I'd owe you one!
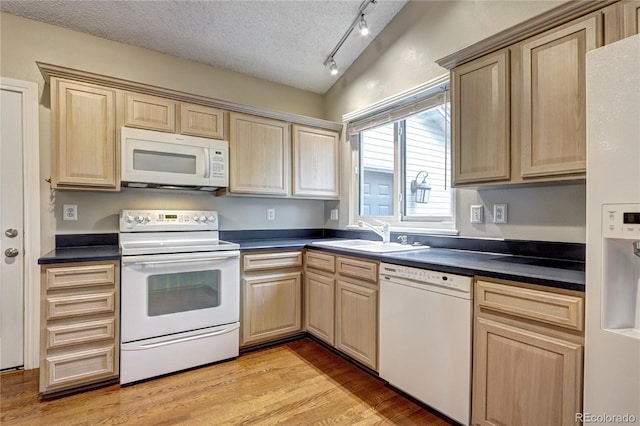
[602,203,640,239]
[210,149,227,178]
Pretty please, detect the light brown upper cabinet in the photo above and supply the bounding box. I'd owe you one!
[624,0,640,36]
[229,113,340,199]
[602,0,640,44]
[229,112,290,196]
[443,6,606,187]
[180,102,224,139]
[452,50,511,185]
[51,78,120,191]
[124,92,177,132]
[292,125,340,198]
[124,93,225,139]
[519,15,601,178]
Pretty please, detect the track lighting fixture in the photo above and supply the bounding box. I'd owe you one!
[323,0,377,76]
[329,58,338,76]
[358,14,369,36]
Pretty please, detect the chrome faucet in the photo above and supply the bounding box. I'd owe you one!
[358,220,391,243]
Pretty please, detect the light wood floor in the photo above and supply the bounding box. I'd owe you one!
[1,338,454,425]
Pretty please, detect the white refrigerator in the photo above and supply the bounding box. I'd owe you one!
[585,33,640,423]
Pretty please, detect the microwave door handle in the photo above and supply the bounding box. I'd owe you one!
[204,148,211,178]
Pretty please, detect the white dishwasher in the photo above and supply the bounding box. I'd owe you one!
[379,262,473,425]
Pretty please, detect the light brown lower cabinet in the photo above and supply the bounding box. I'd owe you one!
[335,279,378,369]
[304,270,335,345]
[472,278,584,426]
[304,250,379,371]
[40,261,120,395]
[240,250,303,346]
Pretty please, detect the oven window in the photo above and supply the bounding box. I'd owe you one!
[147,270,220,316]
[133,149,197,174]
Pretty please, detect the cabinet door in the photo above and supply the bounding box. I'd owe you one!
[124,92,176,132]
[304,270,335,345]
[335,280,377,370]
[624,0,640,37]
[473,317,582,426]
[452,49,510,185]
[52,78,118,189]
[229,112,290,195]
[241,272,301,345]
[292,125,339,199]
[520,16,601,178]
[180,103,224,139]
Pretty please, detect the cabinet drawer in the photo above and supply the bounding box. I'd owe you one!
[476,280,584,330]
[305,251,335,273]
[46,264,115,290]
[244,251,302,271]
[47,319,115,349]
[337,257,378,284]
[45,346,116,389]
[47,292,115,320]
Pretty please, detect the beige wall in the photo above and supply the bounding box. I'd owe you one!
[0,12,326,254]
[324,0,587,243]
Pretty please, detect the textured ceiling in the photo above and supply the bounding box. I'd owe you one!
[1,0,408,94]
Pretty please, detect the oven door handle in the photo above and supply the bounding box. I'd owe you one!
[131,324,240,350]
[122,251,240,266]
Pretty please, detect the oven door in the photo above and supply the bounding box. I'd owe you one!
[121,250,240,343]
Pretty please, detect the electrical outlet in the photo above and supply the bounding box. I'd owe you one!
[63,204,78,221]
[470,205,483,224]
[493,204,508,224]
[267,208,275,221]
[330,209,339,221]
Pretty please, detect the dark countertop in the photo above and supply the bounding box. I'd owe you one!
[38,233,585,291]
[236,239,585,292]
[38,245,121,265]
[234,238,323,251]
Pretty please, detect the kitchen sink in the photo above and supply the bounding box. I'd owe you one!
[311,239,426,253]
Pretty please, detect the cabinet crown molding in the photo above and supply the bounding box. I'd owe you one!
[436,0,616,69]
[37,62,343,132]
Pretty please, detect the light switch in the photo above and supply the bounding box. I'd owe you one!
[330,209,339,221]
[267,208,275,221]
[470,205,483,224]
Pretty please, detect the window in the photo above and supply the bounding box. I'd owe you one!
[352,87,452,228]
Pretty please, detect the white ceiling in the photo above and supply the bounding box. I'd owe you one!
[1,0,408,94]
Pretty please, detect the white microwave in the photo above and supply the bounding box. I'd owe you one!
[121,127,229,191]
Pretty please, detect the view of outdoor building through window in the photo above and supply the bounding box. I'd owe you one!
[359,100,452,222]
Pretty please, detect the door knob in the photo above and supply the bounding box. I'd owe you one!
[4,248,19,258]
[4,228,18,238]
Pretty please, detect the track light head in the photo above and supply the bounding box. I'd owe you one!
[358,14,369,36]
[329,58,338,76]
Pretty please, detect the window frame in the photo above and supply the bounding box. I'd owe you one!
[345,75,456,233]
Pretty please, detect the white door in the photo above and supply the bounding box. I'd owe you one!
[0,88,25,370]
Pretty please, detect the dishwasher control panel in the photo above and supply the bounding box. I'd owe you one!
[380,263,473,293]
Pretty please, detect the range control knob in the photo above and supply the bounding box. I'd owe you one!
[135,215,145,223]
[125,215,134,223]
[199,215,207,222]
[207,215,216,223]
[145,216,152,223]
